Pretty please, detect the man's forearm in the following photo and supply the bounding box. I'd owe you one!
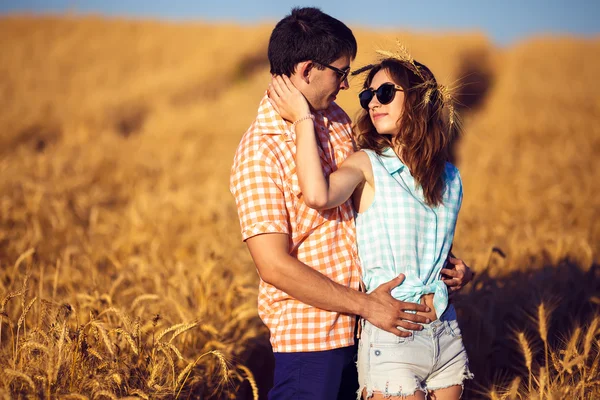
[246,233,366,316]
[246,233,430,334]
[267,252,367,316]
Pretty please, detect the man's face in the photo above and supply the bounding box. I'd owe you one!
[304,55,351,111]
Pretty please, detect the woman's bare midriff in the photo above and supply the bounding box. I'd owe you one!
[416,293,439,322]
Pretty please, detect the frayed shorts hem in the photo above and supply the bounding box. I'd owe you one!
[357,369,474,399]
[425,365,475,396]
[357,385,427,399]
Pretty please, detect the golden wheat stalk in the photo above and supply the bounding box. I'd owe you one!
[91,321,114,356]
[4,368,36,392]
[175,350,229,398]
[199,323,219,336]
[488,388,500,400]
[1,290,24,309]
[114,328,138,355]
[238,364,259,400]
[18,340,50,361]
[550,350,564,376]
[377,41,413,63]
[156,322,191,343]
[61,393,89,400]
[517,332,533,392]
[52,259,60,302]
[147,358,166,390]
[538,367,547,398]
[128,389,149,399]
[582,316,599,398]
[88,348,103,362]
[110,373,122,386]
[583,316,599,360]
[52,320,68,385]
[17,296,37,333]
[157,344,176,388]
[92,389,117,400]
[507,376,521,400]
[564,326,582,372]
[131,294,160,311]
[11,248,35,278]
[15,296,37,363]
[168,321,197,344]
[538,303,551,372]
[588,349,599,384]
[164,342,185,361]
[176,361,196,387]
[98,307,133,331]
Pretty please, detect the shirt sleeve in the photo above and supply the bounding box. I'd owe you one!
[230,155,290,241]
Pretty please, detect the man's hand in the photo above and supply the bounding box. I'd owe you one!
[363,274,431,337]
[441,257,474,295]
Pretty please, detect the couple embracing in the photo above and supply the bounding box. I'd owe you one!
[230,7,474,400]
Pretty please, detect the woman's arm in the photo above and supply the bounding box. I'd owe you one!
[297,144,366,210]
[269,75,366,210]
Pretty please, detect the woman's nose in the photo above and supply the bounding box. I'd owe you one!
[369,95,380,109]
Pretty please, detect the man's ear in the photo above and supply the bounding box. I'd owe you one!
[295,61,313,84]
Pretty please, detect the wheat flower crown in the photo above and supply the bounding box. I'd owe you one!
[351,41,456,125]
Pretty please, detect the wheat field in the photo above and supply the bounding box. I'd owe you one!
[0,15,598,399]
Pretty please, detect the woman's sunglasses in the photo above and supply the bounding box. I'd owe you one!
[358,83,404,110]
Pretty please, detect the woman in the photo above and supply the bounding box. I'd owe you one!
[268,53,473,399]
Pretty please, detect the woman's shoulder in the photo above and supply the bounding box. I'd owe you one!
[340,150,375,181]
[344,149,373,166]
[444,162,462,184]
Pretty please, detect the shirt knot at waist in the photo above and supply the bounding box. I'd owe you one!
[390,274,449,318]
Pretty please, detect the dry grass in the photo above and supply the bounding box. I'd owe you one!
[0,15,598,399]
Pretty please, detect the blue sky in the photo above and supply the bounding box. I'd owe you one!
[1,0,599,45]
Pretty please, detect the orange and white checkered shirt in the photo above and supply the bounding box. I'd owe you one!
[230,93,361,352]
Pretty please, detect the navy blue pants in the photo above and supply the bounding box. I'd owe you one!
[268,344,359,400]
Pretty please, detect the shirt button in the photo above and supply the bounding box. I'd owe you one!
[374,350,381,356]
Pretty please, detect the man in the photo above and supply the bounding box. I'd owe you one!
[230,7,473,399]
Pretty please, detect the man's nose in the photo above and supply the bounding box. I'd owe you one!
[340,77,349,90]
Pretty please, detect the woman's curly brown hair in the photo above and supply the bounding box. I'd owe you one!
[353,58,461,206]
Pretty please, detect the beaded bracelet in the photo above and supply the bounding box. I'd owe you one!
[291,114,315,133]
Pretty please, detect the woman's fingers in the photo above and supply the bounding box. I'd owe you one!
[271,77,285,97]
[274,75,288,92]
[281,74,297,93]
[269,74,310,121]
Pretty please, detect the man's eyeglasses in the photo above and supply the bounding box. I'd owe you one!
[314,61,351,82]
[358,83,404,110]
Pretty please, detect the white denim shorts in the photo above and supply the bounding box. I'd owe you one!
[357,305,473,399]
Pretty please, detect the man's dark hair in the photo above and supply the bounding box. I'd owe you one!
[268,7,357,76]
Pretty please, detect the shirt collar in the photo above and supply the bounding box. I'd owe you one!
[255,93,292,136]
[380,147,406,174]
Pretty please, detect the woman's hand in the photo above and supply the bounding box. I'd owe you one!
[442,256,475,297]
[268,75,311,123]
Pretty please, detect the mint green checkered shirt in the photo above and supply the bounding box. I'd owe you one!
[356,148,463,319]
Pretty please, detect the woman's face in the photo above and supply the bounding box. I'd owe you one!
[366,69,405,136]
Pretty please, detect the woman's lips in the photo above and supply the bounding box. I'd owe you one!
[372,113,387,120]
